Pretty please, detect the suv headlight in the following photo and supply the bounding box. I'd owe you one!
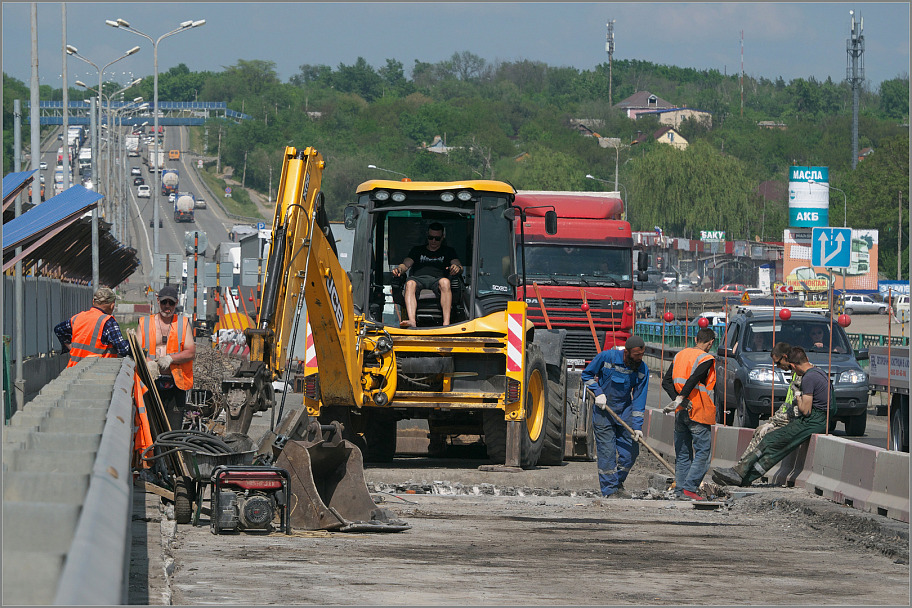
[748,367,784,383]
[838,369,867,384]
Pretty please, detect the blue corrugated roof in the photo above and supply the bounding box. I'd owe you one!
[3,186,103,252]
[3,170,38,201]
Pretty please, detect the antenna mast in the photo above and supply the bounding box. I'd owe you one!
[606,19,616,107]
[847,10,865,169]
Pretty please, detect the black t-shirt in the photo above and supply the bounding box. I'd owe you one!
[407,244,459,279]
[800,366,831,412]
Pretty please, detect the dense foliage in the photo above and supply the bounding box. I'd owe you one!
[4,54,908,275]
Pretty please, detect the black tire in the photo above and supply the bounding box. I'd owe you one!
[845,411,867,437]
[827,415,838,433]
[734,390,759,429]
[174,476,193,525]
[363,409,397,463]
[483,344,548,468]
[890,399,909,452]
[878,307,888,315]
[844,308,854,316]
[538,361,567,466]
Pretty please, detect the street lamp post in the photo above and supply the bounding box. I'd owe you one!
[111,97,145,242]
[585,173,629,223]
[107,17,206,259]
[808,179,848,228]
[367,164,409,180]
[67,45,138,288]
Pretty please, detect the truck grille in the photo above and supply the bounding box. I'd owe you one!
[527,297,625,327]
[562,329,606,364]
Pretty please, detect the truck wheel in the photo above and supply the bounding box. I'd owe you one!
[483,344,548,468]
[734,391,759,429]
[363,409,397,463]
[890,397,909,452]
[845,411,867,437]
[174,476,194,525]
[538,361,567,466]
[844,307,854,316]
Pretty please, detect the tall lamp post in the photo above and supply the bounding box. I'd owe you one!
[586,173,629,223]
[107,17,206,259]
[367,164,410,180]
[808,179,848,227]
[111,97,145,242]
[66,44,139,288]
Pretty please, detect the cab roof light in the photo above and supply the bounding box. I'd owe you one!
[391,191,406,202]
[440,192,455,202]
[374,190,390,201]
[457,190,473,201]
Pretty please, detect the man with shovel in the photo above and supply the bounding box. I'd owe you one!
[582,335,649,498]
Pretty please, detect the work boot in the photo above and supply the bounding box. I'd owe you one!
[711,466,743,487]
[681,489,705,501]
[605,488,631,499]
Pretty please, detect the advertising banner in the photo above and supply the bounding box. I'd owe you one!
[783,228,879,292]
[788,166,829,227]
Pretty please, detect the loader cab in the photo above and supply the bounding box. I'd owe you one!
[348,180,517,328]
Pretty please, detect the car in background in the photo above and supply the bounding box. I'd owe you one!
[194,198,207,209]
[168,192,177,203]
[39,161,48,170]
[842,294,887,315]
[39,174,45,184]
[82,178,94,190]
[744,287,766,298]
[137,184,151,198]
[131,166,142,176]
[892,294,910,323]
[133,176,145,186]
[716,283,748,293]
[714,310,868,434]
[149,217,163,228]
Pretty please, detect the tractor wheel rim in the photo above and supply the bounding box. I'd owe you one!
[525,368,545,441]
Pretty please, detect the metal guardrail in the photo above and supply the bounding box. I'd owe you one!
[1,357,134,605]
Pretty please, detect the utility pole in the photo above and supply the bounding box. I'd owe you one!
[846,10,865,170]
[740,30,744,118]
[606,20,615,108]
[62,4,70,189]
[13,99,24,418]
[900,191,903,281]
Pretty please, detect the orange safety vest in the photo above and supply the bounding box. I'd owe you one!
[133,372,153,461]
[672,347,716,425]
[137,314,194,390]
[66,307,120,368]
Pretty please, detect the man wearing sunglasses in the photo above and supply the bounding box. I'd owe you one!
[137,285,196,430]
[392,222,463,328]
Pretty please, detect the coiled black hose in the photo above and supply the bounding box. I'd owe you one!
[141,429,236,463]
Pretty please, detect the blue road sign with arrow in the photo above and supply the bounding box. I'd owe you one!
[811,227,852,268]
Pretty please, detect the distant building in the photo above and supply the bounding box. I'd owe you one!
[757,121,787,130]
[614,91,676,119]
[858,147,874,162]
[421,135,459,155]
[636,107,712,129]
[632,126,688,150]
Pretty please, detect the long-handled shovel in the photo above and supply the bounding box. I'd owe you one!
[600,402,675,475]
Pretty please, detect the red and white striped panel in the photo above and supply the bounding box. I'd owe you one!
[304,320,317,368]
[507,312,523,372]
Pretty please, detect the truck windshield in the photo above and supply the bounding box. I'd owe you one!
[517,245,632,287]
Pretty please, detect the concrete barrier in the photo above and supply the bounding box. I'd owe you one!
[645,408,675,461]
[709,424,753,470]
[767,438,811,487]
[832,440,880,511]
[796,434,849,501]
[868,450,910,523]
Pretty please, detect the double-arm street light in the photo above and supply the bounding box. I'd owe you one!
[585,174,629,222]
[368,164,410,180]
[808,179,848,227]
[66,44,139,288]
[107,17,206,258]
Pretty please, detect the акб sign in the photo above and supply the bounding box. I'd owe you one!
[788,166,829,227]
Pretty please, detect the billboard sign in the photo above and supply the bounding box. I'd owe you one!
[783,228,879,292]
[788,166,829,227]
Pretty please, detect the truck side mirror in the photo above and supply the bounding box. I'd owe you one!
[637,271,648,282]
[544,210,557,235]
[502,207,516,222]
[343,206,359,230]
[638,252,650,271]
[855,348,869,361]
[506,273,523,287]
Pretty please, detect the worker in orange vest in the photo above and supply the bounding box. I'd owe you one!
[54,287,130,366]
[662,327,717,501]
[137,285,196,431]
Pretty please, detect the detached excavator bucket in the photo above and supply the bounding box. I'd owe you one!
[274,421,410,532]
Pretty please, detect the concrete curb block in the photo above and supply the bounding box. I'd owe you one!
[797,434,849,501]
[833,440,880,511]
[645,409,675,460]
[868,450,910,523]
[768,439,811,487]
[709,425,752,469]
[54,357,136,606]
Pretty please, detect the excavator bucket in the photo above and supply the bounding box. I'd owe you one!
[274,421,410,532]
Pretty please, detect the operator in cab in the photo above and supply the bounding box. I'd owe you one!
[392,222,463,328]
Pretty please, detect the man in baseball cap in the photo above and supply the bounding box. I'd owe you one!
[54,287,129,367]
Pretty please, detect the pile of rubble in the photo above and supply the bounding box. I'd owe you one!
[193,340,242,399]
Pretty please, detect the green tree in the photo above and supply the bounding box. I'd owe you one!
[879,77,910,120]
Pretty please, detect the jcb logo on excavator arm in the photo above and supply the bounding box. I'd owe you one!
[326,274,344,329]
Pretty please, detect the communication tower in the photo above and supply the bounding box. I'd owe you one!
[606,20,615,107]
[846,10,865,170]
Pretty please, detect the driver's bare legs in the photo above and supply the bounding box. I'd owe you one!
[439,277,452,325]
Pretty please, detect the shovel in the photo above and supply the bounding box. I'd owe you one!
[599,401,675,475]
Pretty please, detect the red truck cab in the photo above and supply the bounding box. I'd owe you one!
[514,191,635,366]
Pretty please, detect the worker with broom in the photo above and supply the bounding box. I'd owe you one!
[581,335,649,499]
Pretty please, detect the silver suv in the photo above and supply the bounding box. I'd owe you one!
[842,294,887,315]
[715,310,869,435]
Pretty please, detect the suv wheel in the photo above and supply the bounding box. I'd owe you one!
[734,390,759,429]
[845,412,867,436]
[844,307,854,315]
[878,306,888,315]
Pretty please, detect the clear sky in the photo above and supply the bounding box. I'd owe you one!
[3,2,909,92]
